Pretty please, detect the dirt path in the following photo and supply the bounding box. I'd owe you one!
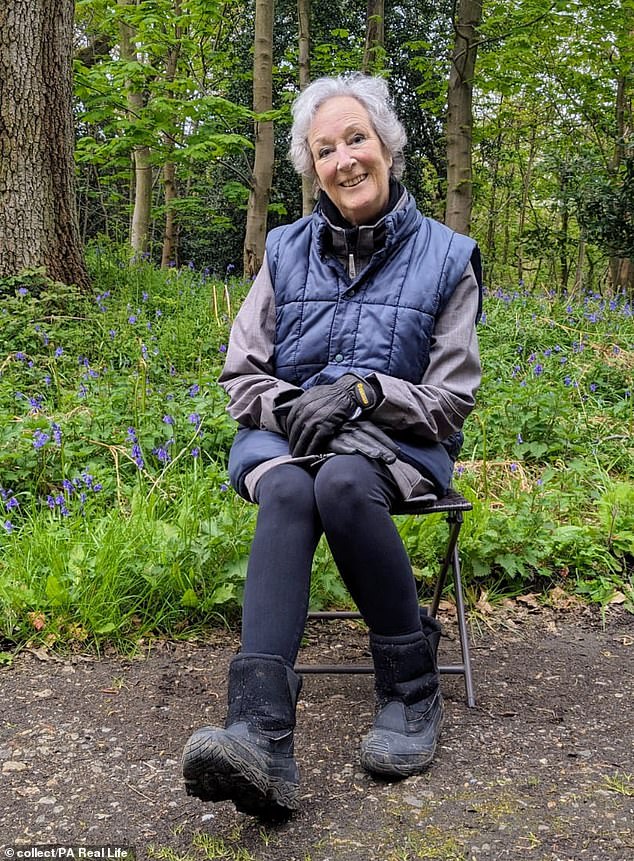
[1,605,633,861]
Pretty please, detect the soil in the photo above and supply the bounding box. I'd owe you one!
[1,601,633,861]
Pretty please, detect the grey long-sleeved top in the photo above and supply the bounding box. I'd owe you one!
[218,253,482,502]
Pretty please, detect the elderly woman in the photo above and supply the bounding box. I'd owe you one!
[182,73,482,818]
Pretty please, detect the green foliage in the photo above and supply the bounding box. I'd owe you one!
[0,265,632,651]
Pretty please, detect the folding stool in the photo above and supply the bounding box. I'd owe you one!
[295,487,476,707]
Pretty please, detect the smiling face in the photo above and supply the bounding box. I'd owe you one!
[308,96,393,226]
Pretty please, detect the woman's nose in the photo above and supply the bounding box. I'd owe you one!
[336,144,355,170]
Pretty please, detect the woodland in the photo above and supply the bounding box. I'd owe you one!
[0,0,632,648]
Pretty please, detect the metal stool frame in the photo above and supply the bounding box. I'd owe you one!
[295,488,476,707]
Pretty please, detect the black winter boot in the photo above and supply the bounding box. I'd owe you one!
[182,653,302,818]
[360,615,444,779]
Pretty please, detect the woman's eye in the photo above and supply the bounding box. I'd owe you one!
[318,147,333,159]
[351,134,366,145]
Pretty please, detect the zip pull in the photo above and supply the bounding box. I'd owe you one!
[348,253,356,279]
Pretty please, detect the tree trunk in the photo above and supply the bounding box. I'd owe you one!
[362,0,385,75]
[298,0,313,216]
[445,0,482,235]
[243,0,275,278]
[118,0,152,257]
[161,4,183,268]
[0,0,89,288]
[608,71,633,292]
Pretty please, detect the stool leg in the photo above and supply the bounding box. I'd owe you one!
[452,541,476,707]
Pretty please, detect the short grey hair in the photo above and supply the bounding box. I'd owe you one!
[289,73,407,185]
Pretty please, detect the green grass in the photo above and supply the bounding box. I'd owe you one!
[0,260,632,650]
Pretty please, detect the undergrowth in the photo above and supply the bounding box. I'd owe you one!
[0,256,632,651]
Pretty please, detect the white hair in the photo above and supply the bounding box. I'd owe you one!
[289,73,407,185]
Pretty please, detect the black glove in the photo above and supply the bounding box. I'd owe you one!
[286,373,379,457]
[327,421,398,464]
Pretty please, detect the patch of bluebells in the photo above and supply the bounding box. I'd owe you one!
[44,470,103,517]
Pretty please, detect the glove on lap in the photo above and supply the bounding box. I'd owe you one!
[327,421,398,464]
[286,374,379,457]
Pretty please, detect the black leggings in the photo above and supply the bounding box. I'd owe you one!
[240,454,422,664]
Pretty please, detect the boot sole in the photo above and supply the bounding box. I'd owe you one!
[182,731,299,818]
[360,712,444,780]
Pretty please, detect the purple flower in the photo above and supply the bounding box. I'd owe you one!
[188,384,200,397]
[54,347,64,358]
[109,329,117,340]
[3,520,13,533]
[17,287,28,297]
[153,446,171,464]
[142,291,149,302]
[33,430,50,450]
[188,413,201,425]
[15,352,27,362]
[191,447,200,458]
[62,479,74,495]
[6,497,19,511]
[533,364,543,376]
[163,415,175,426]
[220,483,229,491]
[517,434,523,444]
[510,463,518,472]
[51,423,62,445]
[219,344,227,353]
[128,315,137,325]
[131,443,145,470]
[127,427,138,443]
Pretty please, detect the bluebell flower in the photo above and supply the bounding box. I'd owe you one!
[131,443,144,469]
[33,430,50,450]
[6,497,19,511]
[3,520,13,533]
[17,287,28,297]
[188,384,200,397]
[188,413,201,425]
[54,347,64,358]
[191,447,200,458]
[163,415,174,426]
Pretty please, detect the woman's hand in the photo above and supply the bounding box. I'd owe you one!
[285,374,378,456]
[327,421,398,463]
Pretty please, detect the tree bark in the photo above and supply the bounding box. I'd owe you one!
[243,0,275,278]
[0,0,89,287]
[161,3,183,268]
[608,70,633,292]
[118,0,152,257]
[445,0,482,236]
[362,0,385,75]
[298,0,314,216]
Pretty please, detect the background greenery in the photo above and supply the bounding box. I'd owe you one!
[0,258,632,653]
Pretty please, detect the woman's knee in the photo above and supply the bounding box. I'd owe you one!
[255,464,316,514]
[313,455,394,514]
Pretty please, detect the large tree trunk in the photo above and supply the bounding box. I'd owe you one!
[118,0,152,257]
[362,0,385,74]
[0,0,89,288]
[445,0,482,236]
[298,0,313,216]
[243,0,275,278]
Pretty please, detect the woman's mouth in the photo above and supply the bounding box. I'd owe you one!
[340,174,367,188]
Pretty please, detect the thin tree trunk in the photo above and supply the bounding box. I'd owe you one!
[445,0,482,235]
[118,0,152,256]
[161,3,183,268]
[609,72,633,292]
[0,0,89,287]
[298,0,313,216]
[243,0,275,278]
[362,0,384,74]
